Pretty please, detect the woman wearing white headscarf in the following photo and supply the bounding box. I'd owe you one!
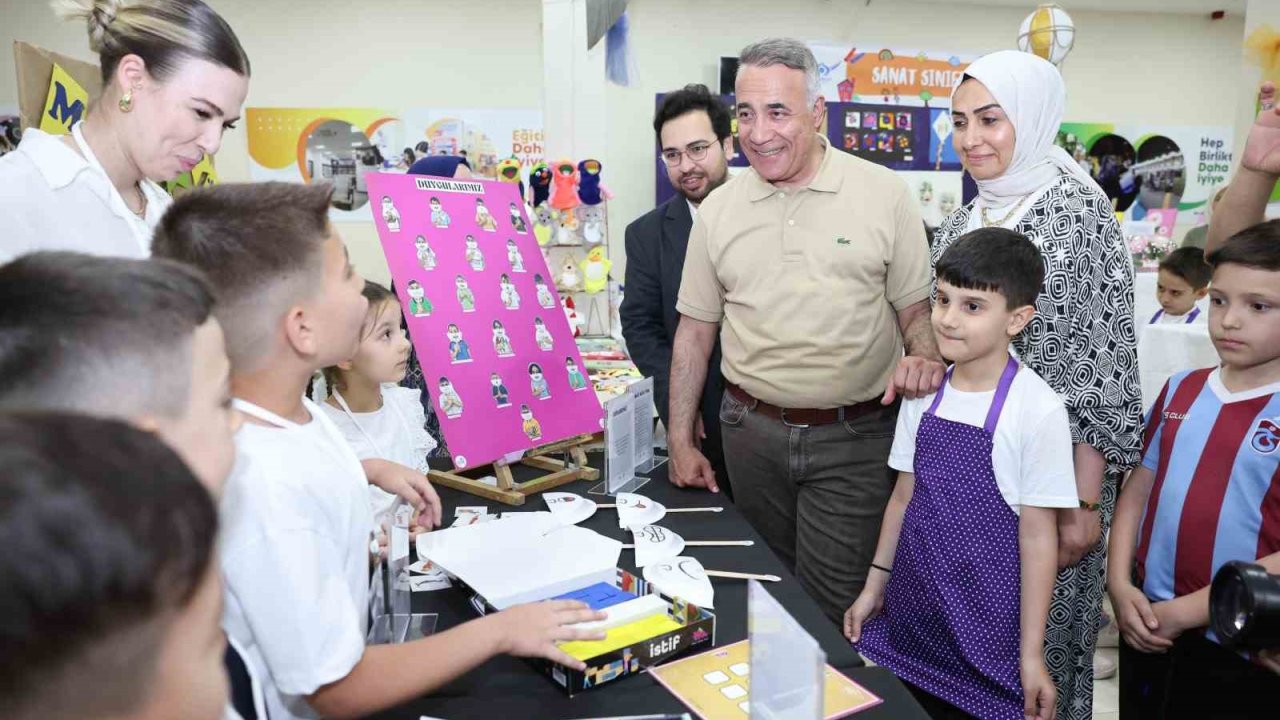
[929,51,1142,720]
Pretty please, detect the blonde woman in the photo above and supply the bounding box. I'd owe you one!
[0,0,250,262]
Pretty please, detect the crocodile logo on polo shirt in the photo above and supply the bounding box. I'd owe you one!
[836,236,850,245]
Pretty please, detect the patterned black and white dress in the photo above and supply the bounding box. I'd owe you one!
[931,172,1143,720]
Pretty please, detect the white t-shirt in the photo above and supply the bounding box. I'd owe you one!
[1150,308,1206,325]
[220,398,372,720]
[0,126,171,263]
[318,385,438,520]
[889,365,1079,514]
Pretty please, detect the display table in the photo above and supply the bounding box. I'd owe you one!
[370,455,928,720]
[1137,322,1219,410]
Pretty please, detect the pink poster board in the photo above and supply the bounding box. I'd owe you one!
[366,172,604,470]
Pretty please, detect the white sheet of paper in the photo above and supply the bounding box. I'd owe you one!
[630,524,686,567]
[544,491,597,525]
[616,492,666,529]
[605,393,635,492]
[454,506,488,517]
[416,511,622,609]
[643,555,715,608]
[631,377,656,469]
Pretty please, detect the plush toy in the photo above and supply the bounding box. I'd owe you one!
[556,209,580,246]
[558,255,582,292]
[563,295,585,337]
[528,162,552,208]
[533,205,555,247]
[549,158,580,212]
[578,204,604,245]
[580,246,612,294]
[496,156,525,200]
[577,159,603,205]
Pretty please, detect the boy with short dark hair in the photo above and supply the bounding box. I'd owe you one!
[847,228,1076,720]
[1151,246,1211,325]
[0,252,237,489]
[153,182,605,720]
[0,413,224,720]
[1109,220,1280,719]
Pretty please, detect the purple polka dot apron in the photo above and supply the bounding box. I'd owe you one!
[858,357,1023,720]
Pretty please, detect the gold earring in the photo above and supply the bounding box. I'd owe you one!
[119,90,133,113]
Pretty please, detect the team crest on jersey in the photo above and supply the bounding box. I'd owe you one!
[1252,418,1280,454]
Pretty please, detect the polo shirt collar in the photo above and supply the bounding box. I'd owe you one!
[746,133,843,202]
[18,127,94,190]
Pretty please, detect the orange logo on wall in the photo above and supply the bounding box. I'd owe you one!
[839,48,968,103]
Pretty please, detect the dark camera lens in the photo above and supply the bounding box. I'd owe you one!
[1211,561,1280,650]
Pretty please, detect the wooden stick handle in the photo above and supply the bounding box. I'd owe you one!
[704,570,781,582]
[665,507,723,513]
[623,540,753,549]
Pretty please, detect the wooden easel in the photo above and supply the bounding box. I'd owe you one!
[427,434,600,506]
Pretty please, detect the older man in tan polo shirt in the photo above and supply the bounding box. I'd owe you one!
[668,38,943,623]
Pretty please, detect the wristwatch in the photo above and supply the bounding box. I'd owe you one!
[1079,498,1101,512]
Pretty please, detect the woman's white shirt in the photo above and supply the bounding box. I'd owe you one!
[0,126,171,263]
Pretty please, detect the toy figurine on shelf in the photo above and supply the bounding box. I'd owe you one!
[533,205,555,247]
[563,295,585,337]
[555,208,580,246]
[580,246,612,294]
[549,158,580,217]
[577,159,603,205]
[528,162,552,208]
[579,204,605,246]
[557,254,582,292]
[496,155,523,195]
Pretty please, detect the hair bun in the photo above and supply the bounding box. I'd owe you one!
[51,0,125,54]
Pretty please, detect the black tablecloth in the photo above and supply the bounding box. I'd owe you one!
[371,455,927,720]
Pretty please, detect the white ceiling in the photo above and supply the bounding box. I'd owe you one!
[894,0,1246,15]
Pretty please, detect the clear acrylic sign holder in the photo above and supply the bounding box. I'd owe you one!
[589,391,649,496]
[367,500,437,644]
[630,377,668,474]
[748,580,824,719]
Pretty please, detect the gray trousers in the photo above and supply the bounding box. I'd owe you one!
[719,391,898,625]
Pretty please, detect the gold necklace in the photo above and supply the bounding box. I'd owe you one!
[980,194,1031,228]
[128,184,147,218]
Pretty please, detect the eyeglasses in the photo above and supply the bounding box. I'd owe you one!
[661,140,718,166]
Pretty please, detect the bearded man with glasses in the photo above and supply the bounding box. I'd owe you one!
[621,83,735,498]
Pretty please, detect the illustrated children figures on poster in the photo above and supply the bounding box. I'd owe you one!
[535,273,557,309]
[490,373,510,407]
[382,196,401,232]
[506,239,526,273]
[534,317,554,351]
[455,275,476,312]
[566,357,588,391]
[521,404,542,442]
[492,320,515,357]
[429,196,451,228]
[499,274,521,310]
[475,198,498,232]
[415,235,437,270]
[509,202,528,234]
[528,363,550,400]
[465,235,485,271]
[406,280,432,317]
[437,377,464,419]
[447,323,472,363]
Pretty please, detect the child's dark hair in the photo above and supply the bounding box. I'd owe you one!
[0,412,217,720]
[1206,219,1280,273]
[1159,247,1211,289]
[935,227,1044,309]
[321,281,399,395]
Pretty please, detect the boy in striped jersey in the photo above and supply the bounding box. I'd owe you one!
[1108,220,1280,719]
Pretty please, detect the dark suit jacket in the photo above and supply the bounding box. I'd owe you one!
[621,197,727,483]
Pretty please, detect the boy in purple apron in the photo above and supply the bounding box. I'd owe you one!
[846,229,1080,720]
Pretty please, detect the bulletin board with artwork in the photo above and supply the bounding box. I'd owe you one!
[366,172,604,476]
[826,103,962,173]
